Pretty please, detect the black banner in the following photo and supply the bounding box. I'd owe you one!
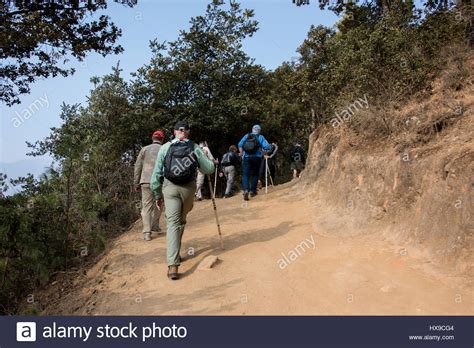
[1,316,473,347]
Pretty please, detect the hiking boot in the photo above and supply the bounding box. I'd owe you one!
[143,232,152,241]
[167,265,179,280]
[250,192,258,198]
[243,191,249,201]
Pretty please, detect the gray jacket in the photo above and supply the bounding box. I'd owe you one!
[134,142,162,185]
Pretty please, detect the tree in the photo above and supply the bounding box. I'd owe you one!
[0,0,136,106]
[317,0,455,13]
[133,0,268,153]
[294,0,469,137]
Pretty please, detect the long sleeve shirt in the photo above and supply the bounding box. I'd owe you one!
[133,142,162,185]
[238,132,271,158]
[150,138,215,199]
[201,145,216,162]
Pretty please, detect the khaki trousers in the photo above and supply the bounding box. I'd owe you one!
[141,184,161,233]
[195,171,205,199]
[163,180,196,266]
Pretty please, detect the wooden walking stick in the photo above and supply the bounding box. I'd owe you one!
[265,157,268,194]
[207,174,224,249]
[267,162,274,187]
[213,166,218,199]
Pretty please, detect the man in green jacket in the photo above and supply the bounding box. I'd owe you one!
[150,121,215,280]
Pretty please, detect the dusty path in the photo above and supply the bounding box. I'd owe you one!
[42,183,473,315]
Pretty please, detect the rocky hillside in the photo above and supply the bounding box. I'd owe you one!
[302,53,473,274]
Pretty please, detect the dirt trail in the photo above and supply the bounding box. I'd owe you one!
[42,183,473,315]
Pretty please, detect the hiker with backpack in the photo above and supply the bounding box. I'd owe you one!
[134,130,165,241]
[289,142,306,179]
[238,125,271,201]
[220,145,239,198]
[150,121,215,280]
[195,141,218,201]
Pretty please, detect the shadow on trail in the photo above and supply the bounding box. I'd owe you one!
[180,221,297,279]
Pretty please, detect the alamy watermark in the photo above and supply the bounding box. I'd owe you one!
[11,93,49,128]
[330,94,369,128]
[277,234,315,269]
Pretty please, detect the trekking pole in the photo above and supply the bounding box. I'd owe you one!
[267,163,274,187]
[213,166,218,199]
[265,157,268,194]
[207,174,224,249]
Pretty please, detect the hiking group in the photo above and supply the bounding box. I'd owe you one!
[134,121,305,280]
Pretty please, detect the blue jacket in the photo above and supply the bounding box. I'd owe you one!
[238,132,271,158]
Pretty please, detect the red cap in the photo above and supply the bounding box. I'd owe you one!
[152,130,164,139]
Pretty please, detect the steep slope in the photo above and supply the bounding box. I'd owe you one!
[302,55,473,274]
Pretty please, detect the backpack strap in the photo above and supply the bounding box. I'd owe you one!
[187,140,199,167]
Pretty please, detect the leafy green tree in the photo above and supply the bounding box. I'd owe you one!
[0,0,136,106]
[133,0,268,153]
[0,66,141,314]
[295,1,469,135]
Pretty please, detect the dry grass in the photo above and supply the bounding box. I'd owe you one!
[341,45,473,150]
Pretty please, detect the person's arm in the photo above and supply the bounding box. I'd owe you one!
[238,134,247,156]
[150,144,168,200]
[205,146,216,162]
[259,135,271,152]
[133,147,145,187]
[194,144,215,175]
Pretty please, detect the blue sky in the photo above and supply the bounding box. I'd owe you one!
[1,0,338,168]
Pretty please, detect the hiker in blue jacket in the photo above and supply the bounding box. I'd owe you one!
[238,125,271,201]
